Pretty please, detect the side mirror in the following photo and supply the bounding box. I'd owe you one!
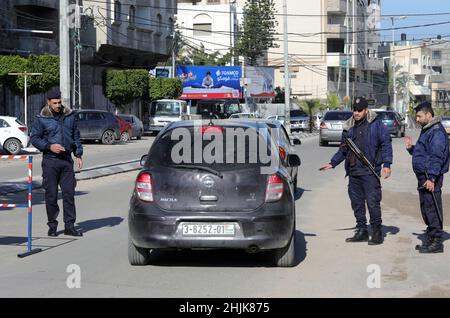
[140,155,148,167]
[287,154,301,167]
[290,137,302,146]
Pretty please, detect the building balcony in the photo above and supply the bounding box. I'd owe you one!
[327,24,347,39]
[327,52,349,68]
[431,74,446,83]
[365,58,384,71]
[16,36,58,55]
[13,0,57,9]
[327,0,347,14]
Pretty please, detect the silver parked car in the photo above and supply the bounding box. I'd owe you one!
[319,110,353,146]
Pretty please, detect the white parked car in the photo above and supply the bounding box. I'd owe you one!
[266,115,286,126]
[229,112,259,119]
[0,116,29,155]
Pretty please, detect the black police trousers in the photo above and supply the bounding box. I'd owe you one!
[42,156,77,229]
[348,174,382,230]
[417,174,444,238]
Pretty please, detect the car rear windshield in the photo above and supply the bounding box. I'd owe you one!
[147,126,275,171]
[323,112,353,121]
[376,112,396,120]
[290,110,308,117]
[15,119,25,126]
[119,116,133,123]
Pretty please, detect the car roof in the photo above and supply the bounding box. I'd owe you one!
[76,109,110,113]
[163,119,281,131]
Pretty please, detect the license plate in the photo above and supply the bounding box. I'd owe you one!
[181,223,235,237]
[332,124,342,130]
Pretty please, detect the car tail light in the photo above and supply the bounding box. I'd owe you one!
[320,122,327,129]
[199,126,224,134]
[135,173,153,202]
[265,175,284,203]
[279,146,286,161]
[18,127,27,133]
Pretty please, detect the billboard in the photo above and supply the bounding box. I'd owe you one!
[149,67,172,78]
[176,66,242,99]
[245,67,275,97]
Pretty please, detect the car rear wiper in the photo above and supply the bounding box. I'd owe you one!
[168,164,223,178]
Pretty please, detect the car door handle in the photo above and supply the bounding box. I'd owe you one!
[199,195,218,202]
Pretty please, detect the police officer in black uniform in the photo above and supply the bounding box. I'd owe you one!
[405,102,449,253]
[320,98,393,245]
[31,91,83,237]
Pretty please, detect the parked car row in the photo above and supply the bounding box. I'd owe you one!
[318,109,407,147]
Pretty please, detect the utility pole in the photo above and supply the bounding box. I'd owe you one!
[72,0,82,109]
[283,0,291,134]
[345,0,350,104]
[8,72,42,128]
[60,0,71,108]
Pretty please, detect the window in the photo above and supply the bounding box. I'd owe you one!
[193,23,212,37]
[0,119,10,128]
[327,38,345,53]
[157,14,163,34]
[432,50,442,60]
[129,5,136,27]
[411,58,418,65]
[114,1,122,23]
[168,18,174,35]
[432,66,443,74]
[87,113,104,121]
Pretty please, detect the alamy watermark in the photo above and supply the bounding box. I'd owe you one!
[66,264,81,289]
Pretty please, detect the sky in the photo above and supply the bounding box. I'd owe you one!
[380,0,450,42]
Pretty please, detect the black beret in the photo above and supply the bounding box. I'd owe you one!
[352,97,368,111]
[47,90,61,100]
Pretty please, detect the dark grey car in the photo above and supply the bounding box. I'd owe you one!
[118,114,144,140]
[128,119,301,267]
[319,110,353,146]
[375,111,406,138]
[75,110,120,145]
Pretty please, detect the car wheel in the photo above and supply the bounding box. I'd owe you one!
[273,231,296,267]
[137,132,142,140]
[120,131,130,143]
[4,138,22,155]
[319,139,328,147]
[401,128,406,138]
[396,129,402,138]
[101,130,115,145]
[128,234,150,266]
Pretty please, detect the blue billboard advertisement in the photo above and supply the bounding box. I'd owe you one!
[176,66,242,99]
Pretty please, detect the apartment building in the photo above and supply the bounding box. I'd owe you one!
[1,0,176,117]
[429,39,450,108]
[176,0,241,64]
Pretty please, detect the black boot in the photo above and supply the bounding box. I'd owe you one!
[346,228,369,242]
[368,229,384,245]
[64,227,83,237]
[415,236,433,251]
[419,237,444,254]
[48,228,58,237]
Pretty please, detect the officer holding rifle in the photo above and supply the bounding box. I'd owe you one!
[320,97,393,245]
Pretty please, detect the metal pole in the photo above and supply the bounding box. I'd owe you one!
[60,0,71,107]
[27,156,32,253]
[24,74,27,128]
[392,18,397,112]
[346,0,350,102]
[283,0,291,134]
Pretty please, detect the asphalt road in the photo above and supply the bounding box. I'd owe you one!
[1,131,450,297]
[0,136,156,182]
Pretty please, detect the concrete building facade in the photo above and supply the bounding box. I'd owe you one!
[0,0,176,122]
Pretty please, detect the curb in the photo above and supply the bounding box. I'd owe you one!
[0,160,141,195]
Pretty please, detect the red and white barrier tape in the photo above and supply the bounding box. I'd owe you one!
[0,155,29,160]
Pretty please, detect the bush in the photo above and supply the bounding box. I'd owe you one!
[103,69,149,109]
[0,55,59,95]
[149,77,183,101]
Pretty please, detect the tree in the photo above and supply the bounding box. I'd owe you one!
[274,86,285,103]
[103,69,149,110]
[236,0,278,66]
[303,99,321,133]
[149,78,183,101]
[0,55,59,95]
[327,94,342,110]
[177,43,232,66]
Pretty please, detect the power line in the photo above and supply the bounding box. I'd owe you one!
[84,0,450,18]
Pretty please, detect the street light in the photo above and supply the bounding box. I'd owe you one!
[382,16,407,112]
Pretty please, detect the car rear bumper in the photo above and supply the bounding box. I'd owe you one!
[129,205,294,251]
[148,125,164,132]
[320,129,343,142]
